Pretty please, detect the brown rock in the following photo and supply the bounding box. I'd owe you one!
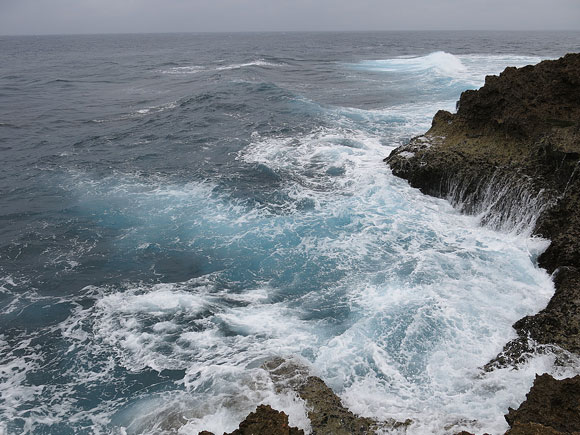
[262,357,411,434]
[455,54,580,141]
[225,404,304,435]
[297,376,377,435]
[262,358,380,434]
[505,374,580,433]
[505,422,564,435]
[513,266,580,354]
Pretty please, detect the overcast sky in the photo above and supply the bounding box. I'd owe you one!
[1,0,579,35]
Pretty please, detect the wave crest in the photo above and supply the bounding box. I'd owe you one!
[356,51,467,76]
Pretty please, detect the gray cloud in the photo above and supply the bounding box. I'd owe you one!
[0,0,579,35]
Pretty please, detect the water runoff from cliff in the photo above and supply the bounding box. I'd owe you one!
[1,32,580,434]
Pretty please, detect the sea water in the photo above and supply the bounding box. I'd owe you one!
[1,31,580,434]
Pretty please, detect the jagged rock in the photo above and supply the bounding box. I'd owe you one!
[514,266,580,354]
[297,376,377,435]
[198,405,304,435]
[262,357,411,434]
[227,405,304,435]
[198,357,410,435]
[505,374,580,434]
[456,54,580,140]
[263,357,378,434]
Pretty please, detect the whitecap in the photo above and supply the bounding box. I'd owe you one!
[351,51,545,88]
[355,51,467,76]
[91,101,178,123]
[215,60,282,71]
[160,65,205,75]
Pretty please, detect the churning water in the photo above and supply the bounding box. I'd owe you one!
[1,32,580,434]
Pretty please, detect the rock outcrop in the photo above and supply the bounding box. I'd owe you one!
[505,374,580,434]
[199,358,410,435]
[386,53,580,434]
[198,404,303,435]
[386,53,580,357]
[263,357,410,434]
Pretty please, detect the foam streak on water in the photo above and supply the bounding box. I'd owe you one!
[1,33,579,434]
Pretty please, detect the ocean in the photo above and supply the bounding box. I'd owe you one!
[1,31,580,434]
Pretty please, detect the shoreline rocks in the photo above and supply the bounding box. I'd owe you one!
[505,374,580,434]
[263,357,410,435]
[199,404,305,435]
[386,53,580,433]
[199,358,410,435]
[387,53,580,357]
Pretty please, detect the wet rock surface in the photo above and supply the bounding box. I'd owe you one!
[297,376,377,435]
[263,357,411,434]
[197,357,412,435]
[198,404,304,435]
[505,422,564,435]
[505,374,580,434]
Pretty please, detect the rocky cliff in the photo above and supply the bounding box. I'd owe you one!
[386,53,580,433]
[387,53,580,356]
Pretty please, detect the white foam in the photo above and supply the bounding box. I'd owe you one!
[53,162,575,434]
[215,60,281,71]
[92,101,178,123]
[161,65,204,75]
[62,131,570,432]
[235,119,573,434]
[55,114,575,433]
[98,288,206,315]
[132,101,178,117]
[356,51,467,76]
[352,52,544,88]
[0,336,45,430]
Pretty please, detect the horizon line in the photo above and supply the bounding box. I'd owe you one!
[2,29,580,38]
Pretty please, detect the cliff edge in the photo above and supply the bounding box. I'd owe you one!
[387,53,580,355]
[386,53,580,433]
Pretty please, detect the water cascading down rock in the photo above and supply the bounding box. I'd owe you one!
[386,53,580,433]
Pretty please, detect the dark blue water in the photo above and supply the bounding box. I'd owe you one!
[1,32,580,434]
